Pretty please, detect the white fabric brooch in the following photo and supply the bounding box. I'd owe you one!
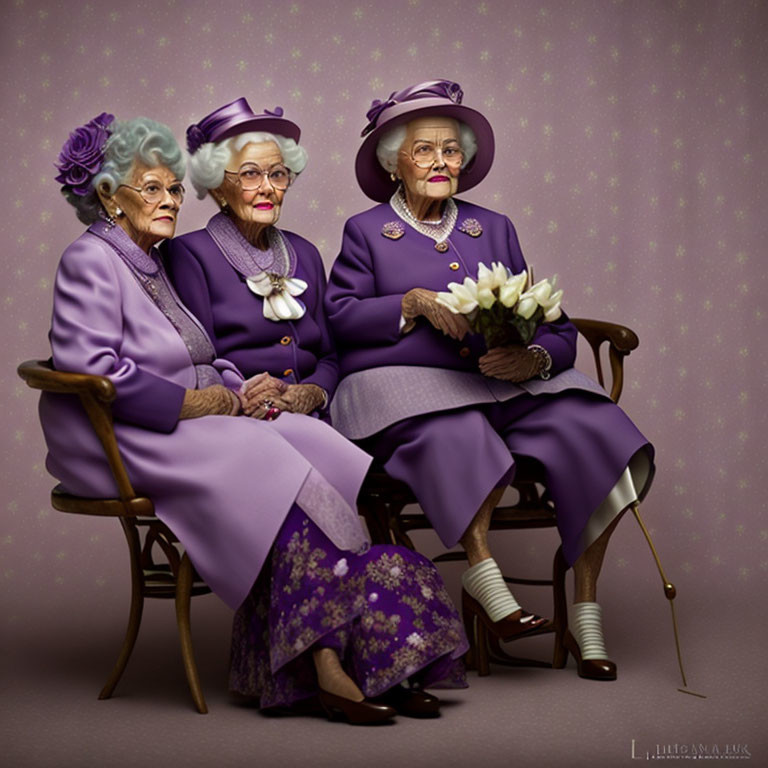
[246,271,308,321]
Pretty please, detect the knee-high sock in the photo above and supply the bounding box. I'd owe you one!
[462,558,521,622]
[571,602,610,660]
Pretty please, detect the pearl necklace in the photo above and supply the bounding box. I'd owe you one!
[389,186,458,252]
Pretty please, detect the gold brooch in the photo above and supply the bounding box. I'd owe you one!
[458,218,483,237]
[381,221,405,240]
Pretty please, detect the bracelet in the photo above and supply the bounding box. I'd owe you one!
[527,344,552,380]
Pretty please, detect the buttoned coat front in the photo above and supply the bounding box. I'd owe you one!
[325,199,653,563]
[164,220,338,400]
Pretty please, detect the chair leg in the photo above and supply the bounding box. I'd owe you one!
[100,519,145,700]
[552,545,569,669]
[175,553,208,714]
[462,593,477,671]
[99,574,144,700]
[475,619,490,677]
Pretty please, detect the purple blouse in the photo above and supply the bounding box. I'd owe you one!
[163,216,338,402]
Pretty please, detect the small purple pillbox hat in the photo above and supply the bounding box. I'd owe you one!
[186,97,301,155]
[355,79,495,202]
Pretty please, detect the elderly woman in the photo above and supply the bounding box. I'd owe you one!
[164,99,333,420]
[325,81,655,680]
[39,112,467,724]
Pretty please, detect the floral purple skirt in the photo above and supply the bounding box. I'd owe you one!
[229,505,468,709]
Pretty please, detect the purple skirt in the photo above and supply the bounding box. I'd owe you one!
[229,505,468,709]
[359,392,654,566]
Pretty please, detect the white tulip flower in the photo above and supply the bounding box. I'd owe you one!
[527,279,553,305]
[477,286,496,310]
[475,262,495,294]
[515,293,539,319]
[498,271,528,307]
[491,261,509,289]
[543,301,562,322]
[436,278,479,314]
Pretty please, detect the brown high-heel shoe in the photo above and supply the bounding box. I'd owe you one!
[374,685,441,718]
[462,589,552,641]
[462,589,553,676]
[561,630,617,681]
[317,689,397,725]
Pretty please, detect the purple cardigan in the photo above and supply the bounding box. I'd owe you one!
[164,222,338,400]
[325,199,578,378]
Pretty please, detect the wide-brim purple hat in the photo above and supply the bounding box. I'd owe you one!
[355,80,495,202]
[186,97,301,155]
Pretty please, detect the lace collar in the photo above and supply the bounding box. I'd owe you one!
[205,212,296,278]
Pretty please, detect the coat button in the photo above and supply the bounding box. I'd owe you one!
[283,368,294,377]
[280,336,292,346]
[459,347,471,357]
[449,262,460,271]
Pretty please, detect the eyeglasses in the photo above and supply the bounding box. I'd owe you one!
[402,142,465,169]
[118,181,186,205]
[224,163,295,191]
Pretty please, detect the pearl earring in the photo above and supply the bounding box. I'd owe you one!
[115,206,123,217]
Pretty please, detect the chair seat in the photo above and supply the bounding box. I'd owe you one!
[51,486,155,518]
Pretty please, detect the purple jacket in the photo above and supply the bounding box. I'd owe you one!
[325,199,578,378]
[164,221,338,400]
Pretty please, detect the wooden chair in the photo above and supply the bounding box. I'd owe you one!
[17,359,211,713]
[357,318,639,676]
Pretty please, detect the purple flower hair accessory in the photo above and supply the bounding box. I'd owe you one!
[55,112,115,196]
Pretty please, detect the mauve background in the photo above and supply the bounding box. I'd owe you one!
[1,0,767,766]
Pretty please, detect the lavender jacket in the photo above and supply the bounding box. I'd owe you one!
[39,224,370,609]
[164,220,338,401]
[324,200,608,438]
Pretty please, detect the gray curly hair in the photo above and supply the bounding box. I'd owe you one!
[375,121,478,174]
[64,117,185,225]
[188,132,308,200]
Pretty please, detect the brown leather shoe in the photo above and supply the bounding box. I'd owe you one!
[374,686,441,718]
[318,689,397,725]
[562,630,617,680]
[462,589,552,641]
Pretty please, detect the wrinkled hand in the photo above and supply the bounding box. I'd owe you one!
[180,385,241,419]
[240,372,289,418]
[402,288,470,340]
[478,345,542,382]
[270,384,326,415]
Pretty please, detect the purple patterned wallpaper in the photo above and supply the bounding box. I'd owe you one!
[2,0,766,624]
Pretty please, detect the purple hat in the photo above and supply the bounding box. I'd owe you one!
[186,97,301,155]
[355,79,495,202]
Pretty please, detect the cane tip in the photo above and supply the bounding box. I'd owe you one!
[664,583,677,599]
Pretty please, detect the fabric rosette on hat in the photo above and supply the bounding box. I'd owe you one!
[436,262,563,348]
[54,112,114,196]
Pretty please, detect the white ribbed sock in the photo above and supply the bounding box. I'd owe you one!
[462,558,522,622]
[571,602,610,660]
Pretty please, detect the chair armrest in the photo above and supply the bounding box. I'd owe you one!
[17,358,138,503]
[18,358,116,402]
[570,319,639,404]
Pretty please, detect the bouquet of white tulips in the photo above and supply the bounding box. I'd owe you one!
[436,262,563,348]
